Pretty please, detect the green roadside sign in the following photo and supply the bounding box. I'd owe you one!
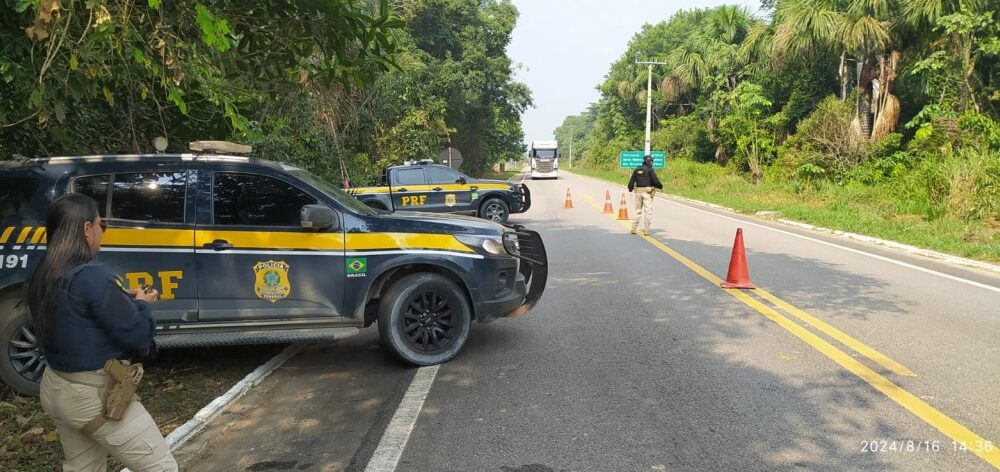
[619,151,665,168]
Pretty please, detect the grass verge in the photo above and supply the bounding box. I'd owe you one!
[1,344,284,472]
[478,169,522,181]
[571,162,1000,263]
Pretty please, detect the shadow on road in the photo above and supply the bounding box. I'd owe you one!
[402,222,955,471]
[175,214,980,471]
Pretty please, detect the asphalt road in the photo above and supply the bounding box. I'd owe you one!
[176,170,1000,472]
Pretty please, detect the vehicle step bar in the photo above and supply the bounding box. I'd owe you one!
[156,327,359,348]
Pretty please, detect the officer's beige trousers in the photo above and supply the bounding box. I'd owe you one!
[40,368,178,472]
[630,187,656,233]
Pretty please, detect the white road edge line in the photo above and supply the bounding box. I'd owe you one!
[569,172,1000,294]
[364,365,440,472]
[119,342,306,472]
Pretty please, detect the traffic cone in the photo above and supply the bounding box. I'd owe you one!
[564,188,574,209]
[617,193,629,220]
[721,228,755,289]
[602,190,614,214]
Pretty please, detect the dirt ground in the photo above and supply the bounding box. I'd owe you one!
[0,344,284,472]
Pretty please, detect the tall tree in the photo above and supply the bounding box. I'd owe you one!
[0,0,403,157]
[405,0,531,174]
[771,0,991,140]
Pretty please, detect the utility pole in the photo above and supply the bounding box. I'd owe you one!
[569,134,573,170]
[636,60,666,156]
[565,125,576,170]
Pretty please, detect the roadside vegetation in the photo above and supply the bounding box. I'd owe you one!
[556,1,1000,263]
[1,0,530,182]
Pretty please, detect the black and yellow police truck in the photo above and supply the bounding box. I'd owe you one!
[349,160,531,223]
[0,143,547,395]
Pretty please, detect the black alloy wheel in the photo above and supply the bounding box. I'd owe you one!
[0,301,44,395]
[378,273,471,365]
[401,290,457,353]
[480,198,509,223]
[9,322,45,382]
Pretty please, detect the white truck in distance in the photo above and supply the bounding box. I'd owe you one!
[529,140,558,179]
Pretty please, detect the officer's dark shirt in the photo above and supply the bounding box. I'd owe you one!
[43,263,155,372]
[628,164,663,191]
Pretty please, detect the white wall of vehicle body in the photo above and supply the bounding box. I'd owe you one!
[530,140,558,149]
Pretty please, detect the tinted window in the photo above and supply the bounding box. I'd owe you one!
[392,169,425,186]
[111,172,187,223]
[214,173,316,226]
[288,169,374,216]
[0,173,40,221]
[72,175,111,217]
[425,167,463,184]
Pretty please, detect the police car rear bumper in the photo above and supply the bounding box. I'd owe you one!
[474,228,547,321]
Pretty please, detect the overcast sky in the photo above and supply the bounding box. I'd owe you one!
[507,0,764,143]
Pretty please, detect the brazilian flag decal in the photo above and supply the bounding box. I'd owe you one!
[346,257,367,277]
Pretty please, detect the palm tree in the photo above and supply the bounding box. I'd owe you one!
[773,0,895,138]
[773,0,976,139]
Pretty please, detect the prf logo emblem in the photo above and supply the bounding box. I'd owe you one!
[346,257,367,278]
[445,194,457,207]
[253,260,290,303]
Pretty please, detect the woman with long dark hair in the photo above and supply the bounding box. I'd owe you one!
[26,193,177,471]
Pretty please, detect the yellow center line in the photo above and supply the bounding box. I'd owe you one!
[753,288,916,377]
[577,188,999,468]
[589,194,914,376]
[726,287,1000,469]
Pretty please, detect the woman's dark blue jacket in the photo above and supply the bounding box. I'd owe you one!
[42,263,155,372]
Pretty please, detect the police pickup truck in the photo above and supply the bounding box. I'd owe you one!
[349,160,530,223]
[0,143,547,395]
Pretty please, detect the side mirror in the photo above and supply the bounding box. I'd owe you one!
[457,176,467,185]
[300,204,338,230]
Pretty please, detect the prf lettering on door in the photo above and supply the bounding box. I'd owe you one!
[125,270,183,300]
[400,195,427,206]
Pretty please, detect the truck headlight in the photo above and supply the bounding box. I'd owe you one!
[456,234,504,256]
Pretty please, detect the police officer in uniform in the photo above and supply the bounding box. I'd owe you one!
[26,193,178,471]
[627,155,663,235]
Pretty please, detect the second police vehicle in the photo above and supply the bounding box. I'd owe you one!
[349,160,530,223]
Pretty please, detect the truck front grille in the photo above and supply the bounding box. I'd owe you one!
[534,161,555,172]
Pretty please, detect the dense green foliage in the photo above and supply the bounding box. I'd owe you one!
[0,0,530,183]
[559,1,1000,229]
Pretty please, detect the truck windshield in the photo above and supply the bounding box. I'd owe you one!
[288,169,377,216]
[534,149,556,158]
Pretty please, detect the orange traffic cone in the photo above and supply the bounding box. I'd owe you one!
[721,228,755,289]
[617,193,629,220]
[602,190,614,214]
[564,188,574,209]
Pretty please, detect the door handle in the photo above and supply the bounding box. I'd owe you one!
[397,187,408,192]
[432,187,443,191]
[203,239,232,250]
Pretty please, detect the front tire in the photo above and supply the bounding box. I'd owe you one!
[1,300,43,396]
[479,198,510,223]
[377,273,471,365]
